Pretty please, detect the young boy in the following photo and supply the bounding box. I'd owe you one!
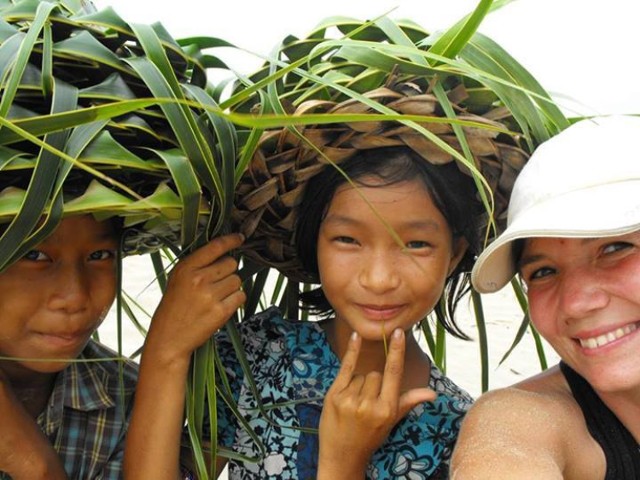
[0,215,138,479]
[0,0,229,475]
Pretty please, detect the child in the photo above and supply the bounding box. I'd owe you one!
[126,80,530,479]
[451,116,640,479]
[0,214,138,479]
[0,0,230,475]
[0,211,245,480]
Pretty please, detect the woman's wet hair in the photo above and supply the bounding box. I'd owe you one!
[294,146,483,339]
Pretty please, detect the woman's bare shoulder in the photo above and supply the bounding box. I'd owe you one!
[451,366,604,480]
[464,365,578,425]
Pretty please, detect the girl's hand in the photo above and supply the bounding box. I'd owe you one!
[145,233,246,366]
[317,329,436,479]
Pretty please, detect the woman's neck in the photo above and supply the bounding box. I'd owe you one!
[598,388,640,443]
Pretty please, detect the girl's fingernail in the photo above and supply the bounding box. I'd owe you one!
[351,331,358,341]
[393,328,403,339]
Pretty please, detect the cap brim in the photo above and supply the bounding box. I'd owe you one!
[472,180,640,293]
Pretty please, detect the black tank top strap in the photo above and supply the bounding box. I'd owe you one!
[560,361,640,480]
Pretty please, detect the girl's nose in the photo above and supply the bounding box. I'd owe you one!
[358,252,401,293]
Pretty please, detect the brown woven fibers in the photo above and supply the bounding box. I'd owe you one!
[233,81,529,282]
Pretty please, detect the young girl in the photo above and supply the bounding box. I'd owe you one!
[451,116,640,479]
[125,84,529,479]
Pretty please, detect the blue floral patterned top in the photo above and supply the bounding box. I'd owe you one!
[214,307,473,480]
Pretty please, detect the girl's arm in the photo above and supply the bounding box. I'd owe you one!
[0,374,67,480]
[317,329,436,480]
[124,234,246,480]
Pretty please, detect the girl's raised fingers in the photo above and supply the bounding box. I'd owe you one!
[380,329,406,402]
[332,331,362,391]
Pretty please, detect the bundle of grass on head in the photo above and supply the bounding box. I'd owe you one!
[0,0,238,270]
[0,1,241,478]
[231,3,570,288]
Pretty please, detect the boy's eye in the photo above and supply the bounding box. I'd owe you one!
[89,249,115,261]
[23,250,48,261]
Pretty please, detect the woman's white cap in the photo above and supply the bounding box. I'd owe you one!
[472,115,640,293]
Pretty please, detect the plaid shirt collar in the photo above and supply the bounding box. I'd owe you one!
[39,341,116,436]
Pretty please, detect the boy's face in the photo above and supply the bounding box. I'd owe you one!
[0,215,118,379]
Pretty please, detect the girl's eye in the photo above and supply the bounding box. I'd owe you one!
[405,240,430,249]
[334,236,357,245]
[89,249,115,261]
[23,250,48,261]
[602,242,632,255]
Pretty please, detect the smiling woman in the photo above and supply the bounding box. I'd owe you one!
[452,116,640,480]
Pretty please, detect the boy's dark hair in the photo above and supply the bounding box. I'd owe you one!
[0,173,124,260]
[294,146,483,339]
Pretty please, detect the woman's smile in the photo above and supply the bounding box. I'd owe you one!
[574,320,640,353]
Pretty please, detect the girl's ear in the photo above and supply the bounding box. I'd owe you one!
[448,236,469,277]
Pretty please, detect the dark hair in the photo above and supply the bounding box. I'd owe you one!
[0,173,124,265]
[294,146,483,339]
[512,238,526,274]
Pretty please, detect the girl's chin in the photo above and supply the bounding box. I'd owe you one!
[356,324,409,342]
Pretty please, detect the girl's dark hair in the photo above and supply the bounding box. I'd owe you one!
[294,146,483,339]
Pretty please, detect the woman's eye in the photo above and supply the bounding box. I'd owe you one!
[528,266,555,281]
[602,242,632,255]
[89,249,115,261]
[23,250,48,261]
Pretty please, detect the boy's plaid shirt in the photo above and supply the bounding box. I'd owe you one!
[1,340,138,480]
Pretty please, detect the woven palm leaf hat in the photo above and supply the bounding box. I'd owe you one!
[0,0,234,271]
[231,16,559,283]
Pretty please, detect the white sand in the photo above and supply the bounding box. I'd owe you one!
[100,254,560,398]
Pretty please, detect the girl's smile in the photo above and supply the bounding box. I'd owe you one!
[355,303,408,321]
[575,321,639,352]
[317,177,466,344]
